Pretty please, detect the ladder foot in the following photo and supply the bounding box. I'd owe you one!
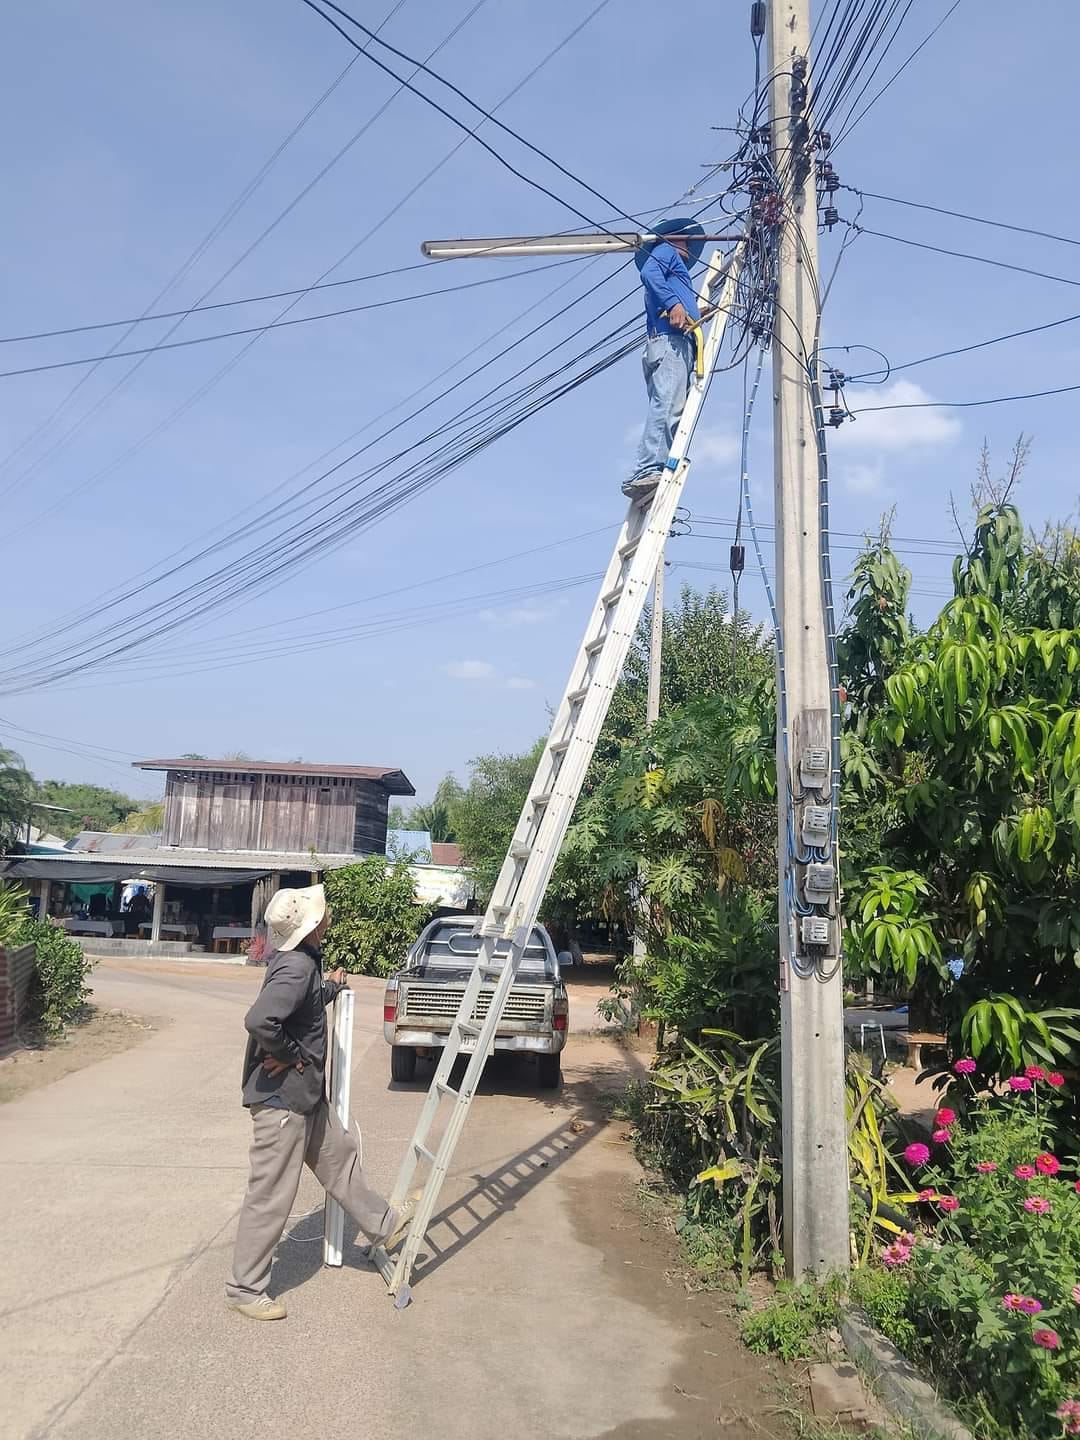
[393,1283,413,1310]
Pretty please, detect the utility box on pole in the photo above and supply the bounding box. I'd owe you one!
[768,0,850,1277]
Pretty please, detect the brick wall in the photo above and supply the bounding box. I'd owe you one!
[0,944,37,1052]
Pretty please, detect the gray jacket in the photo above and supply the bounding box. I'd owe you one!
[240,944,345,1114]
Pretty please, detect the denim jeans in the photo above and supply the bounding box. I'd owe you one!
[629,331,693,482]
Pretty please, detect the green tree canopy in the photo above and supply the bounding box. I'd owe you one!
[31,780,142,839]
[0,748,33,850]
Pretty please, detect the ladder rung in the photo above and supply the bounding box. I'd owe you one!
[584,635,607,656]
[602,584,625,608]
[456,1020,481,1037]
[436,1080,458,1099]
[549,737,571,756]
[618,537,640,560]
[531,792,552,808]
[489,903,511,918]
[414,1141,438,1164]
[510,840,532,860]
[567,686,590,705]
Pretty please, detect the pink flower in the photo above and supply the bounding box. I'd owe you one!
[896,1230,915,1250]
[954,1059,977,1075]
[936,1108,957,1126]
[1072,1285,1080,1304]
[932,1128,952,1144]
[1019,1297,1044,1315]
[975,1161,998,1173]
[1015,1165,1037,1180]
[1033,1328,1060,1350]
[917,1188,938,1202]
[1036,1153,1060,1177]
[1056,1402,1080,1437]
[1024,1196,1051,1215]
[937,1195,960,1213]
[1047,1072,1065,1088]
[1009,1075,1033,1092]
[905,1143,930,1166]
[1025,1066,1046,1082]
[1075,1180,1080,1195]
[881,1243,912,1268]
[1003,1293,1024,1310]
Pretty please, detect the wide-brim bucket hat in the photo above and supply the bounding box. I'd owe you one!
[634,217,707,272]
[264,883,326,952]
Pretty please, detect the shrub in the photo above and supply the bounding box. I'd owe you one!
[740,1277,845,1361]
[12,917,94,1035]
[874,1063,1080,1439]
[323,856,435,977]
[0,882,29,946]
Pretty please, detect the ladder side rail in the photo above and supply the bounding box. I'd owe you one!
[489,244,746,930]
[480,245,743,931]
[383,928,530,1293]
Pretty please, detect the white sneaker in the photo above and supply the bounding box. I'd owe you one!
[227,1293,287,1321]
[621,472,662,502]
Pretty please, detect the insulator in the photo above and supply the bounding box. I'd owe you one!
[823,206,839,230]
[816,131,832,151]
[729,544,746,576]
[750,1,766,37]
[828,407,846,428]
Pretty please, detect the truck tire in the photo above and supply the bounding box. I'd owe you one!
[390,1046,417,1083]
[536,1053,562,1090]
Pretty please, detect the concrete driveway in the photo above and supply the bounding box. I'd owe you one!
[0,961,777,1440]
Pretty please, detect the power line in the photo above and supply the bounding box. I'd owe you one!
[851,189,1080,251]
[850,222,1080,291]
[847,307,1080,381]
[852,381,1080,412]
[0,261,580,380]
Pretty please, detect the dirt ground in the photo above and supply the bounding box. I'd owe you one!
[0,1006,158,1105]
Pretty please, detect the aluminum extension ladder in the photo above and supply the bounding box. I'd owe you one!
[371,238,746,1307]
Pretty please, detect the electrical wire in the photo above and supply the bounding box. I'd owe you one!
[848,222,1080,291]
[849,188,1080,250]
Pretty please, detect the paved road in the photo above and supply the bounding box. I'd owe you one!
[0,960,771,1440]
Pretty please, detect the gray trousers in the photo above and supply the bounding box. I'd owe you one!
[227,1100,391,1300]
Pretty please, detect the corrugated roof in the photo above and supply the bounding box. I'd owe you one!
[387,828,432,858]
[133,758,415,794]
[4,846,364,873]
[67,831,162,853]
[431,842,464,867]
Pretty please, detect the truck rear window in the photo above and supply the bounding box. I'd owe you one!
[419,924,550,969]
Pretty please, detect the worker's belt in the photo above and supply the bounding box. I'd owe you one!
[653,317,705,379]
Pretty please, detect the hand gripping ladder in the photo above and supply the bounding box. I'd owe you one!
[371,239,746,1307]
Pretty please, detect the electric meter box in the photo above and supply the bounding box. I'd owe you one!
[803,862,835,904]
[800,746,830,788]
[800,804,831,847]
[800,915,831,948]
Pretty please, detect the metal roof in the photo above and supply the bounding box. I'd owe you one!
[133,758,415,794]
[66,831,161,853]
[0,846,366,887]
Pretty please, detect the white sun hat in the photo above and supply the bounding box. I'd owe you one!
[264,884,326,953]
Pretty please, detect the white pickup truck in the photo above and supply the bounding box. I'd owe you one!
[382,916,570,1089]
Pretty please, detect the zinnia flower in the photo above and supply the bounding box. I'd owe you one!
[1019,1297,1044,1314]
[1025,1066,1046,1082]
[1075,1180,1080,1195]
[1003,1293,1024,1310]
[1009,1075,1033,1092]
[932,1128,951,1144]
[1036,1153,1060,1176]
[1015,1165,1037,1180]
[881,1243,911,1268]
[975,1161,997,1173]
[937,1195,960,1213]
[1072,1285,1080,1304]
[1033,1328,1060,1350]
[1056,1402,1080,1437]
[954,1059,977,1075]
[905,1143,930,1166]
[917,1187,937,1202]
[1047,1072,1065,1088]
[936,1108,956,1126]
[1024,1196,1051,1215]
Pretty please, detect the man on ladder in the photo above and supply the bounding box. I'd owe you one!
[623,219,706,504]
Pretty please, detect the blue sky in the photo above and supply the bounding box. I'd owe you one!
[1,0,1076,805]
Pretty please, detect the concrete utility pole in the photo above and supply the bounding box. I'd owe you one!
[768,0,850,1276]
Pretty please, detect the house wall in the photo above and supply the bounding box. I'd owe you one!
[161,770,390,855]
[0,944,36,1052]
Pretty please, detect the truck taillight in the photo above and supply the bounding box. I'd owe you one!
[553,997,568,1032]
[383,985,398,1023]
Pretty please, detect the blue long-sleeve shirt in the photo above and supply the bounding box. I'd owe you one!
[638,241,700,338]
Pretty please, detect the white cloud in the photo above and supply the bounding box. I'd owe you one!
[442,659,497,681]
[504,676,537,691]
[840,460,887,496]
[835,380,962,452]
[692,427,741,469]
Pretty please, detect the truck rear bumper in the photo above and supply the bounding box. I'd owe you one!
[385,1024,566,1055]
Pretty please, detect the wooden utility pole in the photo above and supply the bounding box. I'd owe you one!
[768,0,850,1276]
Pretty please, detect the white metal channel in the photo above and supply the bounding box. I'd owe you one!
[371,242,745,1305]
[322,986,355,1267]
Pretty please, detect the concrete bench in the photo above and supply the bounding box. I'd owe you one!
[905,1031,947,1070]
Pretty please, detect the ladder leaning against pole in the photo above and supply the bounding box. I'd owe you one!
[371,237,747,1307]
